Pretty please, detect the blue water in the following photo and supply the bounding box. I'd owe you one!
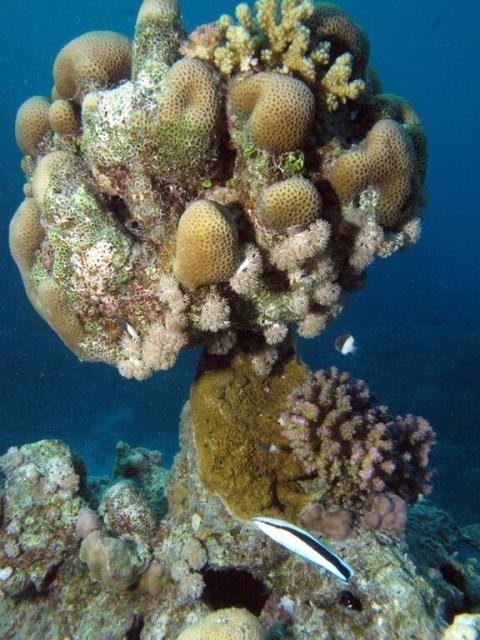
[0,0,478,524]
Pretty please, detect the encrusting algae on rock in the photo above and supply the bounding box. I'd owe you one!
[6,1,475,639]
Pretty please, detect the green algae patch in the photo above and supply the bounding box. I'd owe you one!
[190,347,310,520]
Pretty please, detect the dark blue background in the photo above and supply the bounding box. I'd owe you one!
[1,1,478,522]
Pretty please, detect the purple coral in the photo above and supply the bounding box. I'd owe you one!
[279,367,435,511]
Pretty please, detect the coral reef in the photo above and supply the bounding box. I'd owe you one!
[6,0,463,637]
[10,0,427,376]
[2,433,477,639]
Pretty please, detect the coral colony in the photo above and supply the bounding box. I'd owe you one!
[4,0,477,638]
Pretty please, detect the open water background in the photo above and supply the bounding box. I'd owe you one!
[0,0,478,523]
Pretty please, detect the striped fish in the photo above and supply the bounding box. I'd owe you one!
[252,516,354,584]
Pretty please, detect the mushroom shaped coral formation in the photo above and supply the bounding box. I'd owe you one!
[48,99,80,135]
[258,177,322,230]
[174,200,239,290]
[9,0,429,374]
[176,607,265,640]
[229,72,314,153]
[53,31,131,99]
[15,96,50,156]
[329,118,418,229]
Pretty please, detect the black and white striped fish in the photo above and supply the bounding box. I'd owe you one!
[252,516,354,584]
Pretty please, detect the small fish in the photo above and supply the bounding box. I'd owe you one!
[115,317,141,342]
[257,441,283,454]
[252,516,354,584]
[335,334,357,356]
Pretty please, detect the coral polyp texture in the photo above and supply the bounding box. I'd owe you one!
[278,366,434,531]
[10,0,427,377]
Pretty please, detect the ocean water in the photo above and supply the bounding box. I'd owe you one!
[0,0,478,530]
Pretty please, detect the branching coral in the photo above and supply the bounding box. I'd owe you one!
[321,52,365,111]
[278,367,435,513]
[181,0,368,114]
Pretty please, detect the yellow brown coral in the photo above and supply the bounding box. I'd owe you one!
[35,279,89,359]
[370,94,428,184]
[329,119,418,229]
[48,99,80,135]
[32,150,78,213]
[160,57,220,137]
[176,607,265,640]
[8,200,89,359]
[190,348,309,520]
[53,31,131,99]
[9,199,44,283]
[173,200,239,290]
[258,177,322,230]
[136,0,180,27]
[229,72,314,153]
[15,96,50,156]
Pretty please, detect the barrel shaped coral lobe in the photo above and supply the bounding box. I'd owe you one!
[173,200,239,290]
[330,118,418,229]
[48,99,80,135]
[15,96,50,156]
[258,177,322,230]
[53,31,132,99]
[229,72,315,153]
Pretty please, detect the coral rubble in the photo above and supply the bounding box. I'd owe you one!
[1,433,479,639]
